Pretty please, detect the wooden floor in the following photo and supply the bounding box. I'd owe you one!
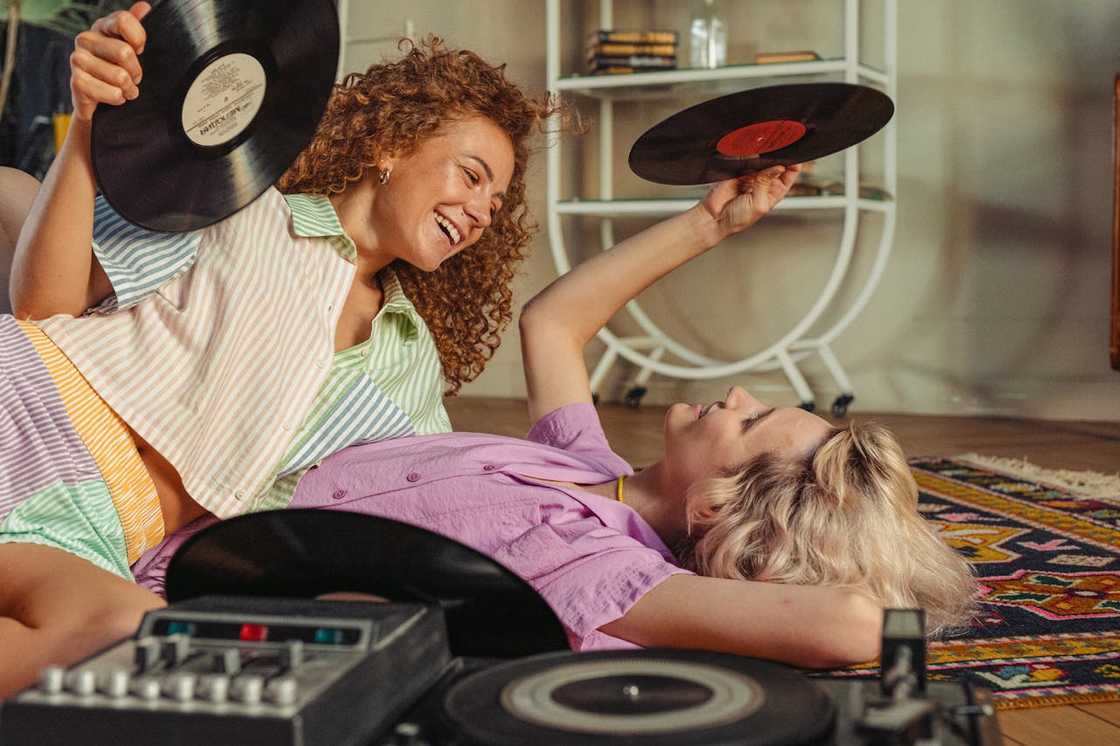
[446,397,1120,746]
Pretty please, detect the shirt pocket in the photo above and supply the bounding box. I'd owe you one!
[490,522,585,581]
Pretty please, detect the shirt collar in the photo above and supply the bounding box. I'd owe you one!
[283,193,424,332]
[283,192,356,262]
[376,269,425,341]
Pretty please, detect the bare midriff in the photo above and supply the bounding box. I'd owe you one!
[126,425,209,534]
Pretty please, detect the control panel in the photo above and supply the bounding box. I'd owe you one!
[0,597,450,746]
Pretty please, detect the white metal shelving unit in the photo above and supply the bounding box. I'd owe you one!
[545,0,897,416]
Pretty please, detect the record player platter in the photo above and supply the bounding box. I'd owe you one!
[442,649,836,745]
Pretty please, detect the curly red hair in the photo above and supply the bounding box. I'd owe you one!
[278,37,559,394]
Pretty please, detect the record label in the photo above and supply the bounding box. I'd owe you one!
[181,53,267,148]
[716,120,806,158]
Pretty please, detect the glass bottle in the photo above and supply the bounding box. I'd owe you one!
[689,0,727,69]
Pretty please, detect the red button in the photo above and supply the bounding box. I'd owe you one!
[239,624,269,642]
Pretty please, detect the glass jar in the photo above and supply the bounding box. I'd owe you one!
[689,0,727,69]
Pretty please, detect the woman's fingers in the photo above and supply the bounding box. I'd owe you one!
[92,5,149,55]
[71,48,139,100]
[75,29,142,83]
[71,4,149,120]
[71,66,130,107]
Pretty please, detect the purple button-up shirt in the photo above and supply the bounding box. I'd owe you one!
[132,403,690,650]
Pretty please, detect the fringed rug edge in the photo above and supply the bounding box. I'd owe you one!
[952,453,1120,499]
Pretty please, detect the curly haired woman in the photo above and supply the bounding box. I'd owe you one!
[0,2,554,696]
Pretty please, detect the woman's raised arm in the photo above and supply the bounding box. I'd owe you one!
[600,573,882,669]
[9,3,149,318]
[518,165,799,425]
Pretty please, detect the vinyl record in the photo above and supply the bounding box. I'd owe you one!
[164,509,571,658]
[628,83,894,185]
[91,0,339,232]
[442,649,836,745]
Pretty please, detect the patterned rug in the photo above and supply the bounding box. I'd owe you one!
[823,457,1120,710]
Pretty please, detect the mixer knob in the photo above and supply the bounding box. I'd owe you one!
[266,677,298,706]
[163,672,197,702]
[161,634,191,666]
[134,637,161,672]
[196,674,230,703]
[231,675,264,705]
[214,648,241,675]
[66,669,97,696]
[38,666,66,695]
[132,677,162,701]
[101,668,131,699]
[279,640,304,670]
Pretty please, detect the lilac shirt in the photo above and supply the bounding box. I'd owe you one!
[131,404,690,650]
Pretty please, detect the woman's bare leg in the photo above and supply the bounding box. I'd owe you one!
[0,167,41,314]
[0,543,164,698]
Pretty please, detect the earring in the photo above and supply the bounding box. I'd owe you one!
[378,167,391,185]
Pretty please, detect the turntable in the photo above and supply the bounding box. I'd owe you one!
[0,512,1001,745]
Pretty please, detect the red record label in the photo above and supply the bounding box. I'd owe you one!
[716,120,807,158]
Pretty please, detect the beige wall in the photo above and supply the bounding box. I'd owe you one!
[341,1,1120,420]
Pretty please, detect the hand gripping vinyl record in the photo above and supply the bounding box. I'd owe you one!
[91,0,339,232]
[628,83,894,185]
[442,649,836,745]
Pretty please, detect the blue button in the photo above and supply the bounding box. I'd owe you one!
[314,628,344,645]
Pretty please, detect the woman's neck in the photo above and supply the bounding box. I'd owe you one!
[621,463,688,550]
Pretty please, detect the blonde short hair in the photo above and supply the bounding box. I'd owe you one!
[679,422,977,638]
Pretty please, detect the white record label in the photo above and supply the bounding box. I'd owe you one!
[181,53,267,147]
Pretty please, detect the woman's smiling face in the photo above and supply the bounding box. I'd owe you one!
[338,114,515,271]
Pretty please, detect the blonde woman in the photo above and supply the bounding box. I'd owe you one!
[137,164,977,665]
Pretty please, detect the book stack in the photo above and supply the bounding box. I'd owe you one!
[586,30,678,75]
[754,50,820,65]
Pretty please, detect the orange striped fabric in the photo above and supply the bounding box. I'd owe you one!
[17,321,163,563]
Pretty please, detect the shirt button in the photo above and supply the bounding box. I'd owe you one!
[327,304,334,313]
[406,472,421,483]
[331,489,347,500]
[482,464,496,471]
[234,490,244,500]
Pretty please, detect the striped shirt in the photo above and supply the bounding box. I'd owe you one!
[37,189,450,519]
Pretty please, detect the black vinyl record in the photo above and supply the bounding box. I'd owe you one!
[628,83,894,185]
[442,649,837,745]
[91,0,339,232]
[164,509,571,658]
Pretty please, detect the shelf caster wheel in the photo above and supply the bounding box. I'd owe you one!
[797,401,816,413]
[591,393,600,406]
[831,394,855,418]
[623,386,647,409]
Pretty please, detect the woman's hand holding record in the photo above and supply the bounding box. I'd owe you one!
[70,2,150,123]
[89,0,339,233]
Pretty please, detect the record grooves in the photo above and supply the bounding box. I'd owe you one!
[628,83,894,185]
[91,0,340,232]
